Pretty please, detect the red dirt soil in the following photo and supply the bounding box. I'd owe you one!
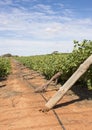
[0,59,92,130]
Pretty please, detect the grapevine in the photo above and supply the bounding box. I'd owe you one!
[0,57,11,78]
[16,40,92,89]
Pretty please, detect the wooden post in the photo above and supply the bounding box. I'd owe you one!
[45,55,92,110]
[34,72,62,93]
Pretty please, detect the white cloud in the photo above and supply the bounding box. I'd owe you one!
[0,1,92,55]
[0,8,92,42]
[16,0,37,2]
[76,18,92,25]
[54,3,64,8]
[0,39,73,56]
[0,0,13,5]
[33,4,55,15]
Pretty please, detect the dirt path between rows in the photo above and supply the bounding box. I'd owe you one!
[0,59,92,130]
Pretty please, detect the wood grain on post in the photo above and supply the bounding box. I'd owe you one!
[45,55,92,110]
[35,72,62,93]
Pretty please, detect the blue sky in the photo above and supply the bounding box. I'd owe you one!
[0,0,92,56]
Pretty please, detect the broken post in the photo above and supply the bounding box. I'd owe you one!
[34,72,62,93]
[44,55,92,111]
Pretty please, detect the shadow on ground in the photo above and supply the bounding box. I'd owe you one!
[53,85,92,109]
[71,85,92,100]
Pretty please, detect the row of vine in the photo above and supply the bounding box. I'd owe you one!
[0,57,11,78]
[16,40,92,89]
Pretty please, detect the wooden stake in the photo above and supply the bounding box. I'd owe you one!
[34,72,62,93]
[44,55,92,110]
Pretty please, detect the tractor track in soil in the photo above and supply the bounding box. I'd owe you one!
[0,59,92,130]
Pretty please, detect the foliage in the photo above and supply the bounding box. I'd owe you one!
[16,40,92,89]
[2,53,12,57]
[0,57,11,78]
[71,40,92,89]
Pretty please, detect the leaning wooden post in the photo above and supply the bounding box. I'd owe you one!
[45,55,92,110]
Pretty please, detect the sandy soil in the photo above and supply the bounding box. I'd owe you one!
[0,59,92,130]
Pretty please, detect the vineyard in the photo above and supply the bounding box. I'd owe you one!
[0,57,11,78]
[16,40,92,90]
[0,40,92,130]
